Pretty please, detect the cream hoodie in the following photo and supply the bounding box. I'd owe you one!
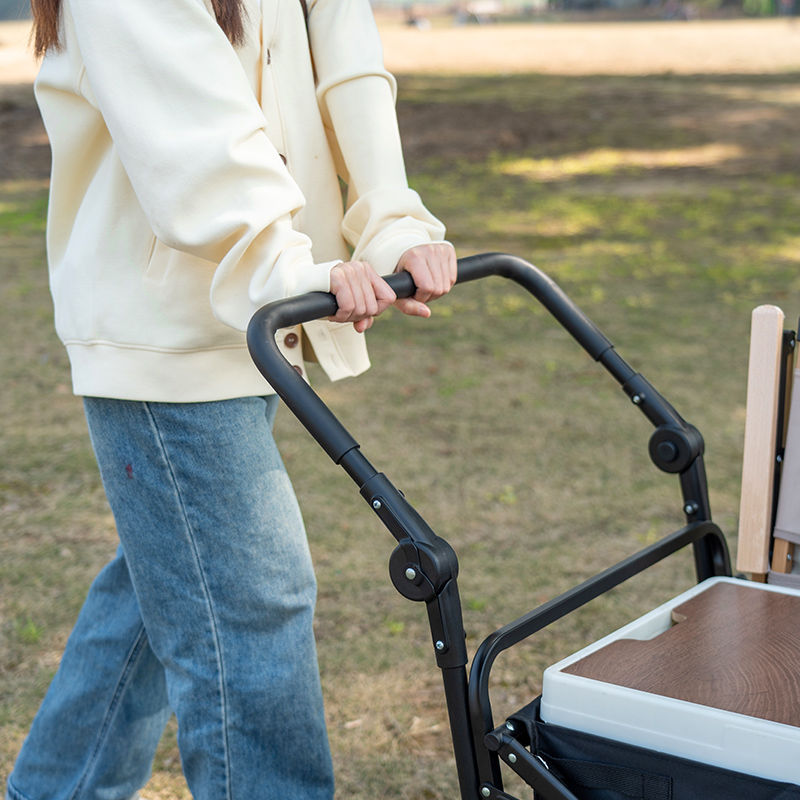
[34,0,446,401]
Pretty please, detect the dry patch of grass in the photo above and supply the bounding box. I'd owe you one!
[498,143,746,181]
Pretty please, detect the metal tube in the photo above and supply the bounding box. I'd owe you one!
[440,666,481,800]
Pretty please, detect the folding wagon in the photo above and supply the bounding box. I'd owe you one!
[247,253,800,800]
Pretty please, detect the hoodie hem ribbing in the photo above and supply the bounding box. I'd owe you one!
[66,341,279,402]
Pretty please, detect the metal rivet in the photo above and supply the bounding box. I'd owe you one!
[435,640,445,651]
[505,722,515,731]
[508,753,517,763]
[632,394,643,405]
[372,500,382,510]
[684,502,698,515]
[405,567,417,581]
[481,789,491,798]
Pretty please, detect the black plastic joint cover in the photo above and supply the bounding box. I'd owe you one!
[389,541,438,602]
[428,580,469,669]
[361,472,440,547]
[622,373,684,428]
[383,528,460,598]
[648,423,705,474]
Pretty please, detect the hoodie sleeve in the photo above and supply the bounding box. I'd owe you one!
[66,0,337,331]
[309,0,447,276]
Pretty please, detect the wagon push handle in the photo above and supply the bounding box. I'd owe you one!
[247,252,719,570]
[247,252,723,800]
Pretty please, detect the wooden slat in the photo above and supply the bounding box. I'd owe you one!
[771,537,795,574]
[737,305,785,578]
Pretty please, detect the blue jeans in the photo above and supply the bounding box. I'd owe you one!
[6,396,334,800]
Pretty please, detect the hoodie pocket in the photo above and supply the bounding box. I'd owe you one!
[143,236,170,284]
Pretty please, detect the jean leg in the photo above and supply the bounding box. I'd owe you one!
[82,396,334,800]
[6,548,171,800]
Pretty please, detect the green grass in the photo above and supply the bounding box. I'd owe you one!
[2,67,800,798]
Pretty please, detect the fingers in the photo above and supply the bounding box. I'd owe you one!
[394,243,457,317]
[327,244,458,332]
[329,261,396,332]
[392,296,431,318]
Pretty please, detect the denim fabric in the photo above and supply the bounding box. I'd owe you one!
[7,396,334,800]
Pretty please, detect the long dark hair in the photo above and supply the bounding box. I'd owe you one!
[31,0,246,58]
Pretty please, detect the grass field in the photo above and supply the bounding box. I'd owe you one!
[2,17,800,800]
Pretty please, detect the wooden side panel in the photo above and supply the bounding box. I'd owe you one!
[737,305,785,577]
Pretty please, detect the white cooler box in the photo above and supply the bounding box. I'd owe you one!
[541,576,800,784]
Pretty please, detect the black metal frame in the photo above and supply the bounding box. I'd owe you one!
[247,253,731,800]
[771,328,797,537]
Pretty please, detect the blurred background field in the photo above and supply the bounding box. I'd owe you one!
[2,14,800,800]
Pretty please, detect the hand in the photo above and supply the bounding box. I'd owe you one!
[393,243,457,318]
[329,261,396,333]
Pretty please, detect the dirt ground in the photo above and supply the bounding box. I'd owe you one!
[2,16,800,183]
[378,16,800,75]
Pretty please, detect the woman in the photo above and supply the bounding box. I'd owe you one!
[6,0,456,798]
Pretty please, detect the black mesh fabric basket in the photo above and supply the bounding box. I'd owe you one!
[508,698,800,800]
